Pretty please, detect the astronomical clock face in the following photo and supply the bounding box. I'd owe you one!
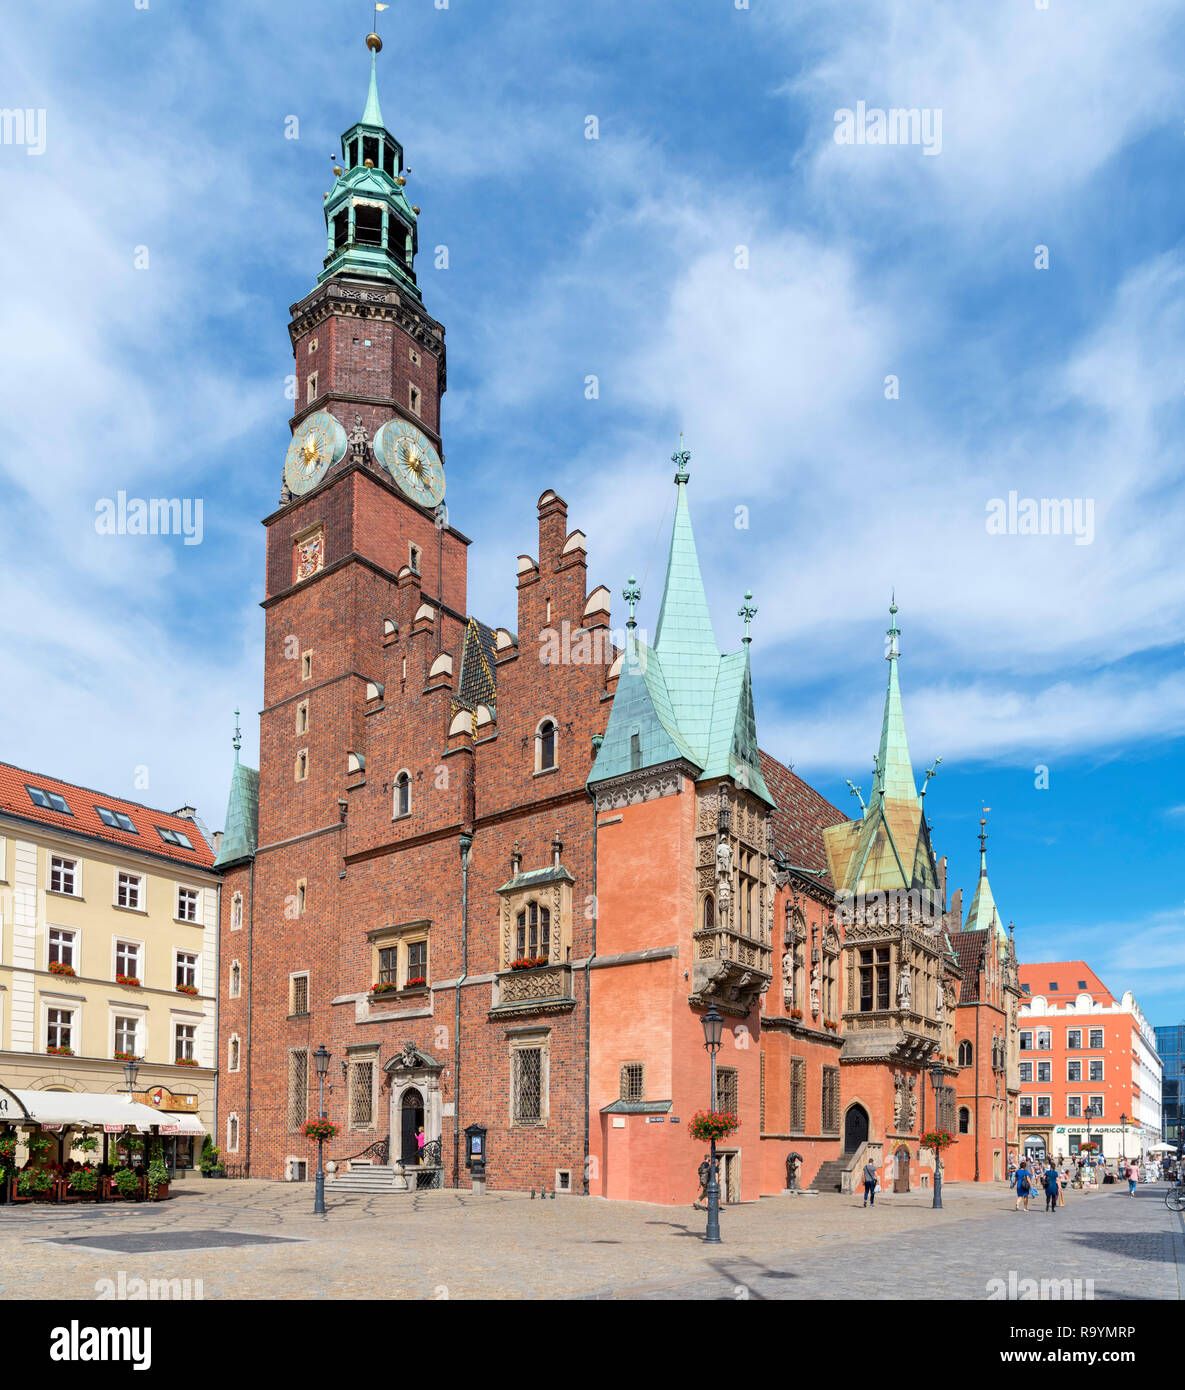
[373,417,445,509]
[284,411,347,495]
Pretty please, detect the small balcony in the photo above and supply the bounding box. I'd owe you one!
[689,927,772,1016]
[491,962,575,1019]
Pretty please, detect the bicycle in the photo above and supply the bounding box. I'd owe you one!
[1165,1183,1184,1213]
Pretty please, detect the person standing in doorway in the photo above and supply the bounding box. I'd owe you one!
[862,1158,878,1207]
[415,1125,426,1166]
[1127,1160,1139,1196]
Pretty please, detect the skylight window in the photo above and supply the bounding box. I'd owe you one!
[1077,980,1087,989]
[157,827,194,850]
[26,785,71,815]
[97,806,138,833]
[1022,984,1031,994]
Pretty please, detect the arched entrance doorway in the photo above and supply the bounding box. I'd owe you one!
[1024,1134,1047,1166]
[844,1103,869,1154]
[400,1088,424,1166]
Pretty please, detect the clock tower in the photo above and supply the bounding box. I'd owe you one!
[260,32,467,849]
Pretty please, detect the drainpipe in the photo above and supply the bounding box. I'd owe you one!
[244,855,256,1176]
[583,792,598,1195]
[453,831,471,1189]
[974,984,981,1182]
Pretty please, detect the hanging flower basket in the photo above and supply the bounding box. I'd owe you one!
[1078,1141,1098,1152]
[688,1111,740,1143]
[73,1135,99,1154]
[303,1119,339,1143]
[48,962,76,977]
[116,974,141,987]
[920,1129,955,1153]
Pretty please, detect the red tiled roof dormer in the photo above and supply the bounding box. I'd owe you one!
[0,760,216,870]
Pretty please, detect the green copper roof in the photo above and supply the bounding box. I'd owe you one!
[214,757,259,868]
[871,602,919,810]
[964,824,1007,949]
[589,451,771,804]
[361,47,384,127]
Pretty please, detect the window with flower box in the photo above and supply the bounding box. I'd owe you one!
[175,952,198,990]
[114,1016,139,1057]
[115,940,140,981]
[48,927,76,972]
[47,1007,74,1051]
[174,1023,196,1063]
[515,902,550,962]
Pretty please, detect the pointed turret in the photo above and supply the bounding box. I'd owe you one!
[871,598,919,808]
[823,598,939,896]
[589,445,771,803]
[214,708,259,870]
[964,817,1007,953]
[318,32,421,296]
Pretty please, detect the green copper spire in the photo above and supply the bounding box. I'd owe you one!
[214,710,259,869]
[871,596,919,807]
[362,40,384,127]
[317,32,421,297]
[964,816,1007,950]
[589,442,771,805]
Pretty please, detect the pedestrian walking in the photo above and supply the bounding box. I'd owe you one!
[1015,1163,1031,1212]
[1043,1162,1060,1213]
[1127,1161,1139,1196]
[692,1154,711,1210]
[862,1158,878,1207]
[415,1125,426,1165]
[1059,1164,1068,1207]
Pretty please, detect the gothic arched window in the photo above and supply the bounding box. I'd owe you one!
[958,1107,971,1134]
[394,770,411,818]
[515,901,551,961]
[536,719,557,772]
[958,1040,973,1068]
[702,894,715,931]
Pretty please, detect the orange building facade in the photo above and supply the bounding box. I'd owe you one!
[1015,963,1162,1166]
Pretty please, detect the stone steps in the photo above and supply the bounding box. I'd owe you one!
[808,1159,849,1193]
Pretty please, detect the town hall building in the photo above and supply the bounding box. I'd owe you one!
[214,33,1020,1201]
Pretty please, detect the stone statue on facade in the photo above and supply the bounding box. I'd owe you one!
[715,840,732,880]
[809,959,820,1016]
[897,963,912,1010]
[906,1074,917,1129]
[348,412,370,463]
[893,1072,906,1129]
[782,947,795,1008]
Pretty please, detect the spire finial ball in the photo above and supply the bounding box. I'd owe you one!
[366,32,383,53]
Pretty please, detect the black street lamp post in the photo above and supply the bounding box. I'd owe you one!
[313,1044,331,1217]
[929,1064,944,1210]
[1119,1112,1127,1166]
[701,1005,724,1244]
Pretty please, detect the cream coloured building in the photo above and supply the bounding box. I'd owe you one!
[0,763,219,1170]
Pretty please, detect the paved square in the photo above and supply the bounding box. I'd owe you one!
[0,1178,1179,1300]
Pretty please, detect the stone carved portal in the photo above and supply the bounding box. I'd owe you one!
[385,1047,444,1170]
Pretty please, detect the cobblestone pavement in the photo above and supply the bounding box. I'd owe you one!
[0,1179,1179,1301]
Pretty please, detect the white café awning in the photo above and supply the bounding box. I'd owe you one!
[2,1087,179,1133]
[154,1113,206,1135]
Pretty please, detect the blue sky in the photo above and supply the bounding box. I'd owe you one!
[2,1,1183,1024]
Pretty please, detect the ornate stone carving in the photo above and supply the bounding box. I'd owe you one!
[348,412,370,464]
[810,959,821,1016]
[897,964,912,1010]
[592,761,692,812]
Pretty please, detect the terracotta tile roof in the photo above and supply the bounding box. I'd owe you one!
[0,760,216,870]
[1017,961,1115,1006]
[953,929,989,1002]
[758,750,848,892]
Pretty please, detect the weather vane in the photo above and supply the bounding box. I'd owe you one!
[623,575,641,631]
[672,431,690,483]
[738,590,757,644]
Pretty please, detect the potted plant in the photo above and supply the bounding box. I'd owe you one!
[175,1057,199,1067]
[63,1166,100,1202]
[107,1167,143,1201]
[48,961,76,977]
[199,1136,222,1177]
[789,1008,804,1021]
[147,1138,170,1201]
[175,983,198,996]
[115,973,141,987]
[45,1044,75,1057]
[0,1136,16,1201]
[403,976,427,990]
[371,981,399,996]
[114,1050,137,1062]
[16,1167,56,1203]
[688,1111,740,1143]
